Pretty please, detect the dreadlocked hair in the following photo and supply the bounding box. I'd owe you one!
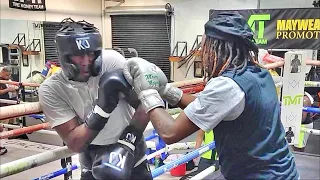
[201,36,261,80]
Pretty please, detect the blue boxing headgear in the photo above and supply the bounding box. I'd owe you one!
[55,18,102,82]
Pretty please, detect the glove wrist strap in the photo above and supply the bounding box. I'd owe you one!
[162,84,183,106]
[139,89,165,113]
[117,139,136,151]
[84,105,110,131]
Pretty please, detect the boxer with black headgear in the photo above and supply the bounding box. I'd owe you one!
[39,18,152,180]
[55,18,103,82]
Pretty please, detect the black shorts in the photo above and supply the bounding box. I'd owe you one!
[79,140,152,180]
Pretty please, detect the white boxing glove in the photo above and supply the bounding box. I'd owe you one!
[159,83,183,106]
[123,58,166,113]
[123,57,183,111]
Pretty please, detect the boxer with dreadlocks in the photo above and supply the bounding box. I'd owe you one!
[201,34,261,80]
[123,12,299,179]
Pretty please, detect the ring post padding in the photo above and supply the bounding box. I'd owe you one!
[151,141,215,178]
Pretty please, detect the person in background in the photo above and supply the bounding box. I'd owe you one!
[0,66,17,156]
[292,92,315,152]
[194,129,218,172]
[0,67,17,105]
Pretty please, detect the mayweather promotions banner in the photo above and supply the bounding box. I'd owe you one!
[9,0,46,11]
[209,8,320,49]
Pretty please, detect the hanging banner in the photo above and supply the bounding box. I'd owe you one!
[209,8,320,49]
[9,0,46,11]
[280,51,307,145]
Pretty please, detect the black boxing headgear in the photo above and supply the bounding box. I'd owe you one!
[55,18,102,82]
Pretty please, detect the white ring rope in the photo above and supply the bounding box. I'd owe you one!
[301,128,320,135]
[190,165,217,180]
[1,123,58,136]
[272,76,320,88]
[0,99,25,105]
[0,146,76,178]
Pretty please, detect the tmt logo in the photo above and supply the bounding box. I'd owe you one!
[283,95,303,106]
[247,14,271,45]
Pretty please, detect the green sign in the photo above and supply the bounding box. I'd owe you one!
[247,14,271,45]
[282,95,303,106]
[209,8,320,49]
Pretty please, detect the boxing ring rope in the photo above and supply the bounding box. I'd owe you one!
[0,99,25,105]
[31,141,198,180]
[0,80,40,87]
[146,142,196,160]
[301,127,320,136]
[0,146,76,178]
[275,81,320,88]
[303,107,320,114]
[0,123,57,139]
[170,78,203,88]
[190,165,217,180]
[0,79,204,121]
[32,164,80,180]
[0,79,202,90]
[151,141,216,178]
[263,54,320,69]
[273,76,320,88]
[0,102,42,120]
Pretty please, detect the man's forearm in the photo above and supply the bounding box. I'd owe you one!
[129,105,150,132]
[177,94,197,109]
[66,105,149,153]
[64,124,100,153]
[148,108,177,144]
[195,130,204,149]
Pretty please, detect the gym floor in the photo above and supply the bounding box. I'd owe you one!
[0,139,184,180]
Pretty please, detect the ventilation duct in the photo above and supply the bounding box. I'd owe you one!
[105,3,173,15]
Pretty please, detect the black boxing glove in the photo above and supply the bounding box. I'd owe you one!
[84,68,132,131]
[92,124,144,180]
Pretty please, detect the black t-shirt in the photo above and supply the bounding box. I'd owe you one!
[0,83,10,107]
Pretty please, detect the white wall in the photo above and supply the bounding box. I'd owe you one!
[103,0,315,81]
[0,0,103,81]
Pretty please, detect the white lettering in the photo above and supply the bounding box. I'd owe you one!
[76,39,90,50]
[126,133,137,144]
[109,152,126,169]
[12,2,20,7]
